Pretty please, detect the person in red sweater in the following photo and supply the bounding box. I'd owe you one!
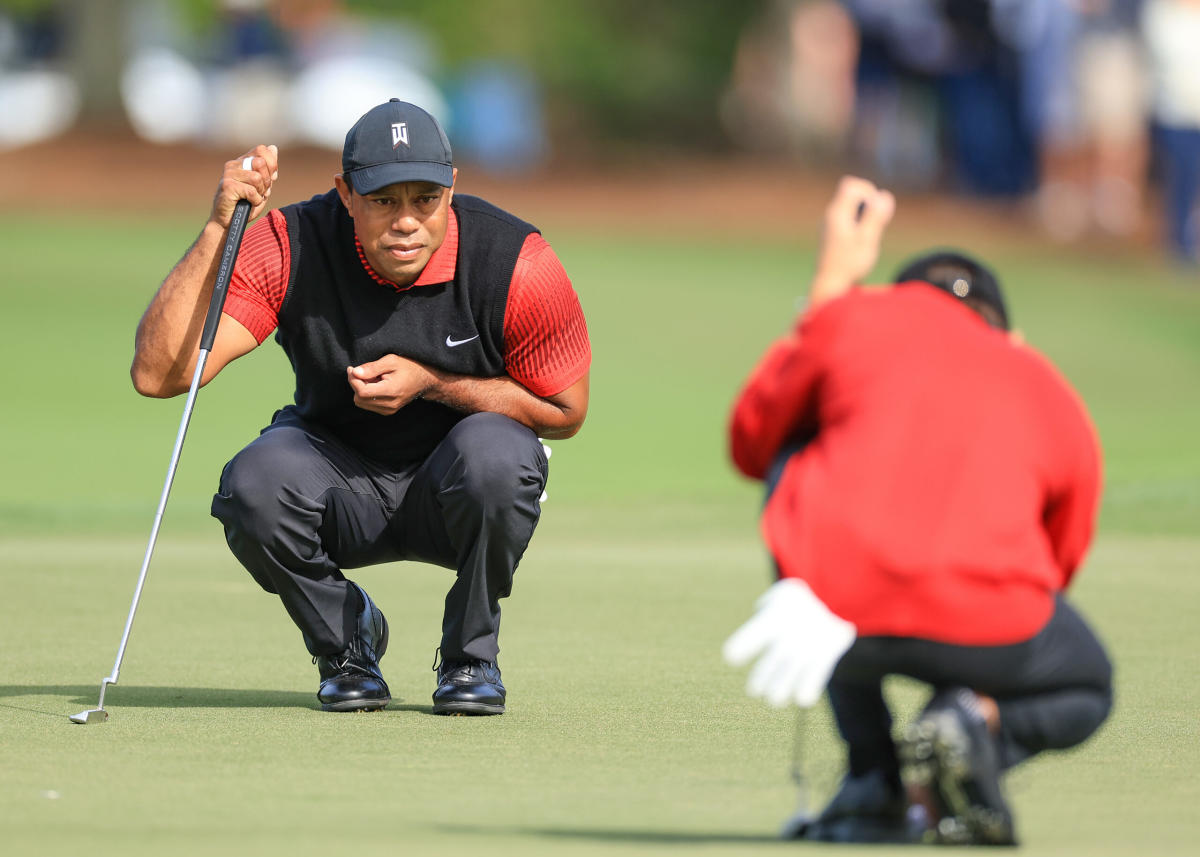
[725,177,1112,845]
[131,100,590,716]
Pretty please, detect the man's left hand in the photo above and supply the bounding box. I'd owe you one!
[809,176,895,308]
[347,355,436,415]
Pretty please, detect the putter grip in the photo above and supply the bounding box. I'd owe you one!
[199,199,252,352]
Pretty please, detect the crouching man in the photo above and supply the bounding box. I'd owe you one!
[132,100,590,715]
[724,177,1112,845]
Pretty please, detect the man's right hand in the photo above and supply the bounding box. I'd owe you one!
[211,144,279,229]
[131,147,273,397]
[808,175,895,308]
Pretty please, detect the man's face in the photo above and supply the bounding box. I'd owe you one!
[335,170,456,286]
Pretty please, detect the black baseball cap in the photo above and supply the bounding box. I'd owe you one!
[341,98,453,194]
[893,249,1010,330]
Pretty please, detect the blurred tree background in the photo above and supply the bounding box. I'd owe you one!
[0,0,757,157]
[390,0,757,155]
[5,0,1196,261]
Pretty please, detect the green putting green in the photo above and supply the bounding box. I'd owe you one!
[1,211,1198,856]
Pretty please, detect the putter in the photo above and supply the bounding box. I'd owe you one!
[71,190,253,725]
[779,707,815,838]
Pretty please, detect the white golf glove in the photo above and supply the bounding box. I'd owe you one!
[722,578,857,708]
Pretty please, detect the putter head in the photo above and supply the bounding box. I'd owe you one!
[69,708,108,725]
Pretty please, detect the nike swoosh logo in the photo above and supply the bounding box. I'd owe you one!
[445,334,480,347]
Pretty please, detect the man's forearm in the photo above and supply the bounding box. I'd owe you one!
[131,222,227,396]
[730,336,816,479]
[423,371,584,439]
[132,147,277,398]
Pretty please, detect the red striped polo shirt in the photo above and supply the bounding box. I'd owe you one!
[224,206,590,398]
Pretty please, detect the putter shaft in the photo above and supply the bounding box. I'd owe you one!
[72,199,251,724]
[71,352,209,724]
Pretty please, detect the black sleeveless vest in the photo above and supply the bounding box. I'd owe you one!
[275,190,538,466]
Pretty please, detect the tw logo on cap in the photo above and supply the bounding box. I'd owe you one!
[391,122,409,148]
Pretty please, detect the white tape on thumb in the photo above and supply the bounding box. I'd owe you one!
[242,156,254,170]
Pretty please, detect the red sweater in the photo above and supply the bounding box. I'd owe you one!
[729,285,1101,645]
[224,206,590,398]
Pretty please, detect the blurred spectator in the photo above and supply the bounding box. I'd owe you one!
[208,0,291,145]
[1067,1,1148,238]
[121,0,283,145]
[843,0,1036,194]
[721,0,860,159]
[0,7,80,149]
[117,0,449,151]
[221,0,288,63]
[120,45,208,144]
[997,0,1149,242]
[451,60,548,173]
[271,0,448,151]
[1142,0,1200,262]
[935,0,1034,196]
[723,0,1190,255]
[118,0,555,171]
[845,0,948,190]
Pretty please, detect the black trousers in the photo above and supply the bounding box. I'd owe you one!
[829,598,1113,782]
[211,409,547,662]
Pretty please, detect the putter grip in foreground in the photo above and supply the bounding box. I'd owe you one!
[199,198,251,351]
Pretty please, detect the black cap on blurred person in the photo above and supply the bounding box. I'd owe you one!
[342,99,453,194]
[893,250,1010,331]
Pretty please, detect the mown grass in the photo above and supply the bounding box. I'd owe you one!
[1,208,1198,856]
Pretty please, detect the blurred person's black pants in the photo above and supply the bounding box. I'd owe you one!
[211,409,547,663]
[1156,124,1200,261]
[829,599,1112,785]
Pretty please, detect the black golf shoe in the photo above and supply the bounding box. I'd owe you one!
[782,768,919,844]
[900,687,1017,846]
[431,652,505,715]
[314,583,390,712]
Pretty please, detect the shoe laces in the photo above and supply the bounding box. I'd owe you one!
[431,648,494,680]
[315,637,375,676]
[953,688,988,727]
